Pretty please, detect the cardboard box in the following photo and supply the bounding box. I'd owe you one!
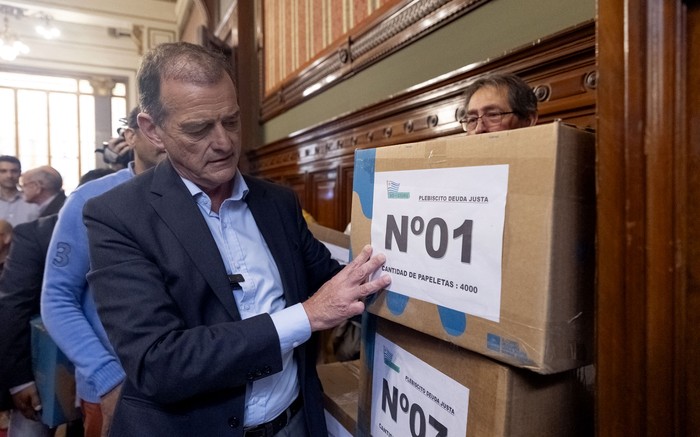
[357,315,592,437]
[309,222,356,363]
[30,316,80,427]
[318,360,360,436]
[308,222,351,264]
[351,122,595,373]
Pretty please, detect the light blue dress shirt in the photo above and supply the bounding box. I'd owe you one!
[182,171,311,427]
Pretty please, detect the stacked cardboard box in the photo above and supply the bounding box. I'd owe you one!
[308,222,351,266]
[310,222,362,435]
[318,360,360,437]
[357,315,591,437]
[350,122,595,436]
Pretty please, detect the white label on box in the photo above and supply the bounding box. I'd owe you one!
[371,334,469,437]
[324,410,353,437]
[371,165,508,322]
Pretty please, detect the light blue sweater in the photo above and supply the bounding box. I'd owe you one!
[40,166,133,403]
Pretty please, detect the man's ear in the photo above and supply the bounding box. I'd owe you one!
[137,113,166,151]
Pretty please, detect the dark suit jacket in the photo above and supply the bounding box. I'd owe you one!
[40,191,66,217]
[0,215,58,390]
[83,159,341,437]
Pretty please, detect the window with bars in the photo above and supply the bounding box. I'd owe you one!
[0,71,127,194]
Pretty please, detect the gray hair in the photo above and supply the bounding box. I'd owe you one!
[137,42,236,127]
[462,73,538,119]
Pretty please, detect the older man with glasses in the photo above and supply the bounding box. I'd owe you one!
[19,166,66,218]
[459,72,538,135]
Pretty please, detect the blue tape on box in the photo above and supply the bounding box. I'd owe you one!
[30,316,81,427]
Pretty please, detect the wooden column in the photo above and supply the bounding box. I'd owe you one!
[236,0,262,171]
[596,0,699,435]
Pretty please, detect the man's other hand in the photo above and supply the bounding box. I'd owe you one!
[100,382,123,437]
[11,383,42,421]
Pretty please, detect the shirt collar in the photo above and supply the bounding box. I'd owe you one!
[180,169,248,202]
[4,191,23,202]
[38,192,60,212]
[127,161,137,177]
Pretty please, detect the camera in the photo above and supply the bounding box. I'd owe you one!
[96,122,134,167]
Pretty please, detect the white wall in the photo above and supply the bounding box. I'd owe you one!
[2,0,179,104]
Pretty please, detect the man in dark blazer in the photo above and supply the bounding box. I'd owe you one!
[0,216,76,437]
[1,166,67,414]
[83,42,390,437]
[0,215,58,417]
[0,166,109,435]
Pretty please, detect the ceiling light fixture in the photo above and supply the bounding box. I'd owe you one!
[35,13,59,39]
[0,10,29,61]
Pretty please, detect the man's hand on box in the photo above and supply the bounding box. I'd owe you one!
[303,245,391,332]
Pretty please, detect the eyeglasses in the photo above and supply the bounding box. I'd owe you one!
[459,111,514,132]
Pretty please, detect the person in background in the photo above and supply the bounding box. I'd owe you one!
[82,42,389,437]
[460,72,538,135]
[0,219,12,434]
[0,156,39,227]
[0,220,12,273]
[0,168,110,437]
[96,120,134,171]
[19,166,66,218]
[41,106,165,437]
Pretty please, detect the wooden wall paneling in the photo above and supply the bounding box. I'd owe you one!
[248,20,596,177]
[259,0,492,120]
[597,0,696,435]
[236,1,263,168]
[307,168,339,230]
[281,173,308,211]
[686,3,700,434]
[595,0,649,434]
[533,65,597,129]
[248,20,598,286]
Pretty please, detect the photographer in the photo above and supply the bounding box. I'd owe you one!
[96,118,134,170]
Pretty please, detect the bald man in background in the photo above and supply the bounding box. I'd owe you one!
[20,166,66,218]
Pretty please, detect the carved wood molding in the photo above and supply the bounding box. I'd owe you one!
[260,0,492,121]
[248,20,596,177]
